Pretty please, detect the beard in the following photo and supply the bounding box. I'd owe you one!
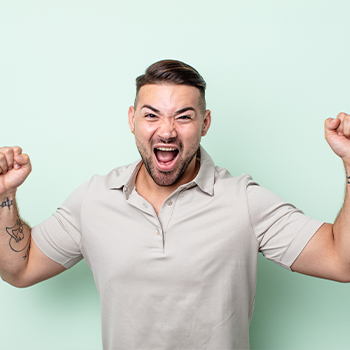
[136,137,199,187]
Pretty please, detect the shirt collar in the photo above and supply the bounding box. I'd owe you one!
[192,146,215,196]
[109,159,142,199]
[109,145,215,198]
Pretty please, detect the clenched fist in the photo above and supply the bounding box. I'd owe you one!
[325,112,350,167]
[0,146,32,195]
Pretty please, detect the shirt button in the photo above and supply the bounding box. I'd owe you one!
[156,230,161,235]
[167,200,173,206]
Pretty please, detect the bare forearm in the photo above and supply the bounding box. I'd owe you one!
[0,191,31,283]
[332,166,350,267]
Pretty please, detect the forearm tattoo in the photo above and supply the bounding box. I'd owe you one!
[6,216,31,260]
[347,175,350,185]
[1,197,13,210]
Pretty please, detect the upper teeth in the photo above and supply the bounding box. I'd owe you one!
[156,147,177,151]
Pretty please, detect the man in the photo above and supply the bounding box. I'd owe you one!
[0,59,350,349]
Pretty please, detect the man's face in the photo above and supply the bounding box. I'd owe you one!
[128,84,211,187]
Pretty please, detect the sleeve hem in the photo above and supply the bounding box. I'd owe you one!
[32,224,83,269]
[279,218,324,270]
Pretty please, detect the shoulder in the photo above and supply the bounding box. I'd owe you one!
[85,159,141,190]
[209,166,261,203]
[214,166,256,188]
[199,147,258,194]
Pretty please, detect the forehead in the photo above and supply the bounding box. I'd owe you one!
[137,84,201,112]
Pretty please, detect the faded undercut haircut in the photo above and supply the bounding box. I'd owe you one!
[134,59,207,114]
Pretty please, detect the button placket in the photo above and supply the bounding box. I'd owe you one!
[124,187,165,253]
[151,226,164,252]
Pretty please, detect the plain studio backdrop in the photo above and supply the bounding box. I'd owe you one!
[1,1,350,349]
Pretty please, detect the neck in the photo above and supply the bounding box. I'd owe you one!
[138,157,199,195]
[135,157,200,215]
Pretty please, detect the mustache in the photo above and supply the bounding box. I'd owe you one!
[150,137,184,151]
[154,136,177,144]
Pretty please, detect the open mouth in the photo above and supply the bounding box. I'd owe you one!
[154,147,179,171]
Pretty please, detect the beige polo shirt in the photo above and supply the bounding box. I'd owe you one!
[32,146,323,350]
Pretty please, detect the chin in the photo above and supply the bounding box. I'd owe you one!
[151,171,181,187]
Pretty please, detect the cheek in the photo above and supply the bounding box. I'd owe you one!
[135,128,157,153]
[183,125,202,142]
[136,122,158,137]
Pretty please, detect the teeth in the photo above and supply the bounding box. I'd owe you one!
[156,147,177,151]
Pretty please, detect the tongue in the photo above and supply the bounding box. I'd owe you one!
[156,150,177,163]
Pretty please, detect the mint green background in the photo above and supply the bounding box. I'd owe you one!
[1,1,350,349]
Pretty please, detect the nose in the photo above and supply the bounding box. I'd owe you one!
[157,118,177,140]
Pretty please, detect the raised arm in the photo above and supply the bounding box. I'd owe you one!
[292,113,350,282]
[0,146,65,288]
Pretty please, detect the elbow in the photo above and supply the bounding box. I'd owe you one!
[335,279,350,284]
[331,269,350,283]
[0,272,33,288]
[2,279,33,289]
[337,275,350,284]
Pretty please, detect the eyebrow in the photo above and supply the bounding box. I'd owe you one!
[174,107,196,115]
[140,105,196,115]
[141,105,160,113]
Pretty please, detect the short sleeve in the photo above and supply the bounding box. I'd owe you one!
[246,179,324,270]
[31,182,87,269]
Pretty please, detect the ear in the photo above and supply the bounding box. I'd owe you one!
[128,106,135,133]
[201,110,211,136]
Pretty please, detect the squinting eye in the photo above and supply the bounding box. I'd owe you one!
[145,114,158,119]
[178,115,191,120]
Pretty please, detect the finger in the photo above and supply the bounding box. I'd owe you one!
[336,112,348,120]
[337,113,350,137]
[335,112,349,135]
[12,146,23,169]
[0,147,15,174]
[13,146,23,157]
[0,153,6,174]
[13,154,31,170]
[325,118,340,132]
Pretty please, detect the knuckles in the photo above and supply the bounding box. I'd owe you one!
[12,146,22,155]
[337,114,350,136]
[337,112,349,119]
[0,146,21,160]
[327,113,350,137]
[0,147,14,157]
[0,146,26,172]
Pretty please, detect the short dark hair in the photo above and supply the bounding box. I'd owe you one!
[135,59,207,113]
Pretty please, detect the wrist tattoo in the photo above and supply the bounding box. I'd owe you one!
[1,197,14,210]
[347,175,350,184]
[6,216,30,257]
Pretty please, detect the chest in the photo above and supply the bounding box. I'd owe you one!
[79,185,258,291]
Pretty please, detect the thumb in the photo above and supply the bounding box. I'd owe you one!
[325,117,342,142]
[325,117,341,132]
[13,154,31,171]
